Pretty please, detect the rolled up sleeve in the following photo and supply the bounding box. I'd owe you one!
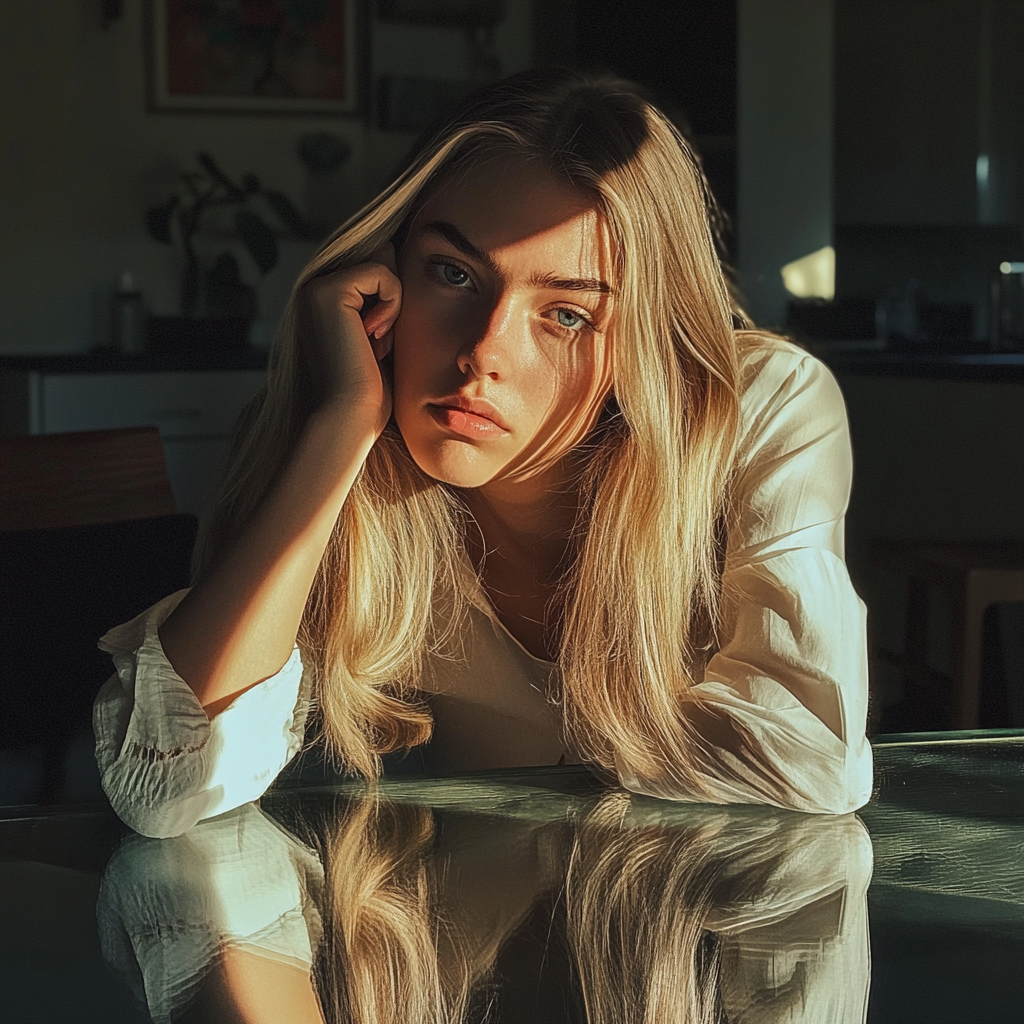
[618,342,873,813]
[93,590,310,838]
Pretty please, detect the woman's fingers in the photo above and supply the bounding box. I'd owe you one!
[302,255,401,419]
[366,243,399,346]
[355,261,401,348]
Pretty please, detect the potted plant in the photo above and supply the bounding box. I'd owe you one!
[145,152,312,351]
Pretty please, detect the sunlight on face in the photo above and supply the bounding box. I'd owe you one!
[392,155,616,491]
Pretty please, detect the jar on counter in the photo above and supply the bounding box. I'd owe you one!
[112,272,147,355]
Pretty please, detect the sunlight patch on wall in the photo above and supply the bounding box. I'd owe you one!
[781,245,835,301]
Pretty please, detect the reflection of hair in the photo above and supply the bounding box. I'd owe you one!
[309,792,798,1024]
[566,794,804,1024]
[195,67,755,783]
[313,795,472,1024]
[567,794,724,1024]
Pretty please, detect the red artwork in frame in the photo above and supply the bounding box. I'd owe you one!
[149,0,361,114]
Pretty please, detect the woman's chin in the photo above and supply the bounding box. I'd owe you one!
[406,440,504,490]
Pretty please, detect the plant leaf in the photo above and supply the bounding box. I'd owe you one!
[262,189,307,237]
[145,196,179,243]
[197,152,244,199]
[235,210,279,274]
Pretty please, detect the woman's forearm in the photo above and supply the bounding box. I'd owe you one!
[159,399,377,715]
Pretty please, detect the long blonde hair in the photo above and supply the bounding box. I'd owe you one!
[196,68,748,786]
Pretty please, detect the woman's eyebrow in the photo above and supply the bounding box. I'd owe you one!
[527,271,612,295]
[421,220,498,273]
[421,219,612,294]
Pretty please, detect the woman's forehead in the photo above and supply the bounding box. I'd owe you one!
[413,157,614,284]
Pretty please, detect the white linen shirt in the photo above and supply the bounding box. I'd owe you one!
[93,337,873,838]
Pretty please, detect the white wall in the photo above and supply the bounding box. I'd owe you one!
[0,0,532,354]
[737,0,833,326]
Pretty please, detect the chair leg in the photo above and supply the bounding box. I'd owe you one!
[951,583,987,730]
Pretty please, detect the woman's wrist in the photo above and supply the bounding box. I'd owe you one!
[306,392,383,448]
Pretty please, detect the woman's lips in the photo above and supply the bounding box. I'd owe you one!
[428,403,509,438]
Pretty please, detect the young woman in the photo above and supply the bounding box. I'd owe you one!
[94,68,872,839]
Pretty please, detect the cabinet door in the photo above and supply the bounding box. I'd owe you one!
[37,370,266,517]
[40,371,266,438]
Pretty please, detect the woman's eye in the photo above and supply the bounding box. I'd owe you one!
[555,308,587,330]
[441,263,471,287]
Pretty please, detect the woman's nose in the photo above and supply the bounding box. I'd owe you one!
[455,300,517,380]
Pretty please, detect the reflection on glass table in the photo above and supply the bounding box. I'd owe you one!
[98,791,871,1024]
[0,734,1021,1024]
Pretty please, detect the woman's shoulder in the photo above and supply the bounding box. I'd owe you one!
[732,332,849,465]
[736,333,839,403]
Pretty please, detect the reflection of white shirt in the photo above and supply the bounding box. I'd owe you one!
[97,803,323,1024]
[93,337,873,839]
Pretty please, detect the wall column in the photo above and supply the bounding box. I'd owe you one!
[737,0,834,326]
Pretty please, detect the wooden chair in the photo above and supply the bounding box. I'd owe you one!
[871,540,1024,730]
[0,428,195,804]
[0,427,176,532]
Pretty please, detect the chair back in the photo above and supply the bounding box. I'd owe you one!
[0,428,189,803]
[0,428,176,532]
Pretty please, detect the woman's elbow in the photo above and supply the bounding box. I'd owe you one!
[794,743,873,814]
[100,767,221,839]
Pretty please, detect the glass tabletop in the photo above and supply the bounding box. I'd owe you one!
[1,736,1021,1024]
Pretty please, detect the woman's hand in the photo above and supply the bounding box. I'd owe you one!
[303,243,401,439]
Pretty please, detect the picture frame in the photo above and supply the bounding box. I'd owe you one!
[377,0,504,28]
[147,0,364,116]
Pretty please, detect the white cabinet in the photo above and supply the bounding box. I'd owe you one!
[3,369,266,516]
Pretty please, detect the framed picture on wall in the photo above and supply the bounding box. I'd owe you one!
[147,0,364,115]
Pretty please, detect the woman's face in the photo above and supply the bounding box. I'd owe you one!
[392,155,615,490]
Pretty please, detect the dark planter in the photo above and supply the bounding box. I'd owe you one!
[146,316,251,355]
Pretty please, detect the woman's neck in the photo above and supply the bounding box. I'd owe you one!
[458,465,581,661]
[460,467,579,582]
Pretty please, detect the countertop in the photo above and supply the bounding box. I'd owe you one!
[0,349,270,374]
[810,347,1024,382]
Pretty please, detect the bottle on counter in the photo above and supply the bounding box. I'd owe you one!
[990,262,1024,353]
[112,272,147,355]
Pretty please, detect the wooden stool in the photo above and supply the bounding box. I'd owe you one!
[871,541,1024,729]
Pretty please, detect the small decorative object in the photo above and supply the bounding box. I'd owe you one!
[146,151,311,319]
[148,0,363,115]
[297,132,352,175]
[111,272,147,354]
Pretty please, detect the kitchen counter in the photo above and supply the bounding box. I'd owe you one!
[0,348,270,374]
[812,348,1024,382]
